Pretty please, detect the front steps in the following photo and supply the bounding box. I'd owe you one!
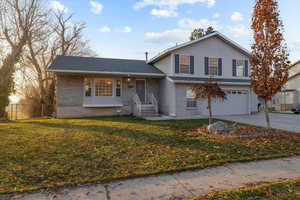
[140,104,159,117]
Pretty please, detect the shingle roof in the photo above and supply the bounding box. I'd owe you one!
[48,55,164,76]
[169,76,250,84]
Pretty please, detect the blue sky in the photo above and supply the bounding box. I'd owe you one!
[50,0,300,62]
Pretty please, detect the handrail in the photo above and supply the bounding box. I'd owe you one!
[133,94,142,113]
[149,93,158,113]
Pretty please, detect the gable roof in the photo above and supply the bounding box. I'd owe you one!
[48,55,164,76]
[287,60,300,80]
[148,31,251,64]
[288,72,300,81]
[289,60,300,69]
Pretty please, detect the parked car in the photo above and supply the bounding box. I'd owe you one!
[291,104,300,114]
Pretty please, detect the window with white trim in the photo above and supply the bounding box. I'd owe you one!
[236,60,245,77]
[180,55,190,74]
[209,57,218,75]
[84,78,92,97]
[116,80,122,97]
[95,79,113,96]
[186,87,197,108]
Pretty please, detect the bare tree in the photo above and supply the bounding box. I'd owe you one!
[0,0,46,116]
[53,11,95,57]
[189,26,215,41]
[21,10,96,116]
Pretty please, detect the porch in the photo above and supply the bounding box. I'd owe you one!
[80,75,161,117]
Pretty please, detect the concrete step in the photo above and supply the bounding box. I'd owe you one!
[141,113,160,117]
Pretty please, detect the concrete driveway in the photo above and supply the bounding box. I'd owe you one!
[217,112,300,133]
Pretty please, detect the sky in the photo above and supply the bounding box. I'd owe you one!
[49,0,300,62]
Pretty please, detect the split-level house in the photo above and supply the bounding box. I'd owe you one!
[48,32,258,118]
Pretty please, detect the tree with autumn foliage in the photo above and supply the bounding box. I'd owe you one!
[251,0,290,128]
[193,80,227,125]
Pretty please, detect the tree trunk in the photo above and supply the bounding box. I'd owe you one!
[208,96,213,125]
[264,99,271,128]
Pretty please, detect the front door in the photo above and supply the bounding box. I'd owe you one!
[136,79,146,104]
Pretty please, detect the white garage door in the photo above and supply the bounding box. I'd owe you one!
[211,90,249,116]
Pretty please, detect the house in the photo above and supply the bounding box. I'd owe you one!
[48,32,258,118]
[273,60,300,111]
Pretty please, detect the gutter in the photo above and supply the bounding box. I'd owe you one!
[170,80,251,86]
[47,69,166,77]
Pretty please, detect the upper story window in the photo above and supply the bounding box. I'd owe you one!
[180,55,190,74]
[209,57,218,76]
[236,60,246,77]
[175,54,194,74]
[84,78,92,97]
[95,79,113,96]
[233,59,249,77]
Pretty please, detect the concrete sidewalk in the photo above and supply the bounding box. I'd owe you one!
[4,156,300,200]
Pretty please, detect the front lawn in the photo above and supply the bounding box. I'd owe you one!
[0,117,299,194]
[189,178,300,200]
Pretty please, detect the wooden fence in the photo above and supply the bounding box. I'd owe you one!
[5,104,33,120]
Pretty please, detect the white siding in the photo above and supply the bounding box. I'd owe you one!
[153,55,172,74]
[173,84,253,117]
[168,36,250,79]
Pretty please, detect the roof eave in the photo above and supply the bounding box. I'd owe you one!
[47,69,165,77]
[289,60,300,69]
[169,79,251,86]
[288,72,300,80]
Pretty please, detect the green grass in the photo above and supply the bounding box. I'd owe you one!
[0,117,299,194]
[189,178,300,200]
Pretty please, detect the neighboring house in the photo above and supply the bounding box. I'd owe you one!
[48,32,258,118]
[273,60,300,111]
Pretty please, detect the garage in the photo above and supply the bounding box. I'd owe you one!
[201,89,250,116]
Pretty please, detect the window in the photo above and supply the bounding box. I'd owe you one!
[116,80,122,97]
[209,57,218,76]
[180,55,190,74]
[186,88,197,108]
[236,60,245,77]
[186,88,195,98]
[84,78,92,97]
[95,79,113,96]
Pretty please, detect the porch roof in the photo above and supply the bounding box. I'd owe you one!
[48,56,164,77]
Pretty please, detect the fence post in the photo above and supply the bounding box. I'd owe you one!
[10,104,12,120]
[15,104,17,120]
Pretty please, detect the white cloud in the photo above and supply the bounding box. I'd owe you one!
[90,1,103,14]
[122,26,132,33]
[231,12,244,21]
[134,0,215,18]
[178,18,220,30]
[99,26,111,33]
[145,29,190,44]
[134,0,216,10]
[212,13,220,18]
[50,0,68,13]
[225,24,249,38]
[151,8,178,17]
